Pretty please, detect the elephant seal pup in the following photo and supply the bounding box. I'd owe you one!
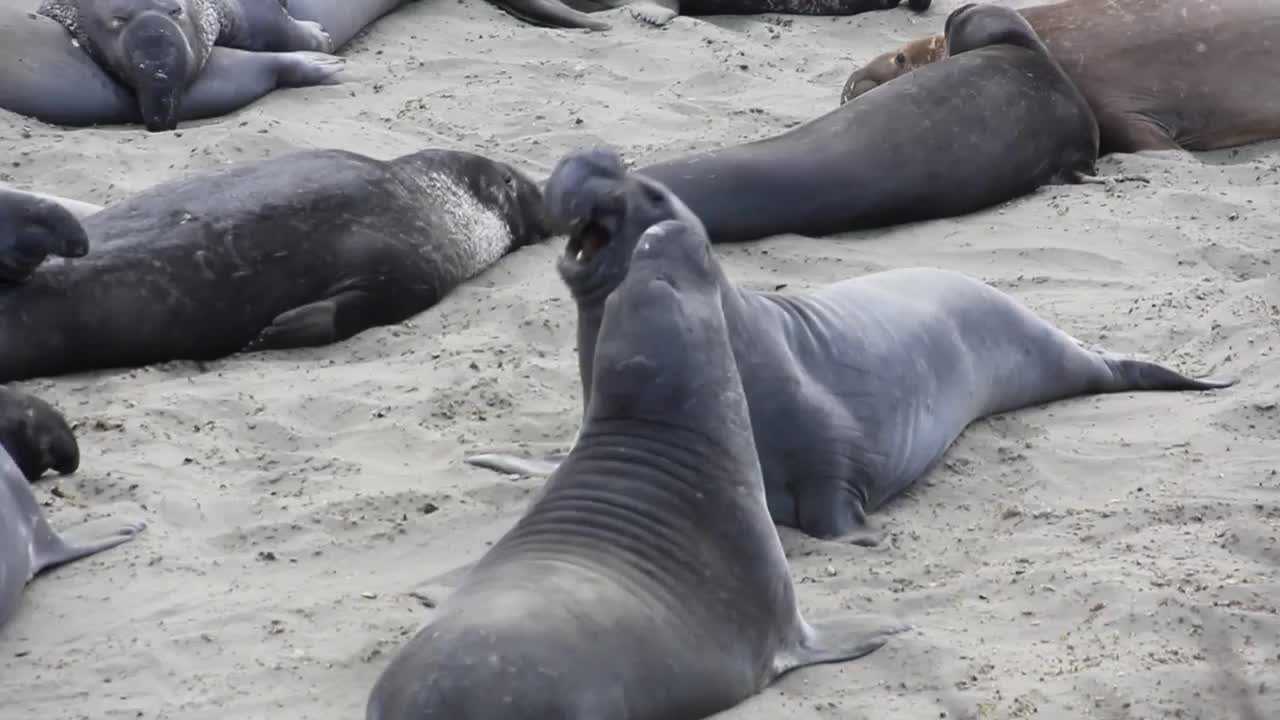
[0,387,79,483]
[467,147,1238,542]
[633,3,1111,244]
[493,0,928,33]
[0,148,547,384]
[840,0,1280,154]
[0,442,143,629]
[1,7,344,130]
[369,218,906,720]
[0,187,91,284]
[38,0,336,131]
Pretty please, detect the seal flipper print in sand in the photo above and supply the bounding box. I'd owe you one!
[370,218,906,720]
[467,145,1237,544]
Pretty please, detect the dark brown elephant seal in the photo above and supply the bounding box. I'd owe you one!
[840,0,1280,154]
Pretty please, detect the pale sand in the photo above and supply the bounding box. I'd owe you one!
[0,1,1276,718]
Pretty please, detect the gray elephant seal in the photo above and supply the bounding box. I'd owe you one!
[467,147,1238,542]
[369,217,906,720]
[0,186,90,284]
[840,0,1280,154]
[0,386,79,483]
[0,439,143,629]
[1,7,344,130]
[0,148,547,384]
[493,0,928,33]
[38,0,336,131]
[634,2,1110,244]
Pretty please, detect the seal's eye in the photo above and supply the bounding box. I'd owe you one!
[170,7,184,17]
[894,52,907,67]
[107,16,127,30]
[502,172,515,189]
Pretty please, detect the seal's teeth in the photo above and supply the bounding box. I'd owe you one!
[576,250,585,262]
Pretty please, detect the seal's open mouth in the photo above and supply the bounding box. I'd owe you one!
[566,217,612,264]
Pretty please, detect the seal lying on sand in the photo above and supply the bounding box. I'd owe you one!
[369,217,907,720]
[0,148,547,384]
[635,3,1118,244]
[1,7,344,130]
[38,0,337,131]
[0,186,91,284]
[466,147,1238,542]
[840,0,1280,154]
[0,387,79,483]
[0,433,143,629]
[493,0,928,34]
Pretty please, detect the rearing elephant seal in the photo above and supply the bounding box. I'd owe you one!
[493,0,928,33]
[0,413,143,628]
[634,3,1107,244]
[840,0,1280,154]
[0,148,547,384]
[466,146,1238,542]
[369,217,907,720]
[0,187,90,284]
[38,0,335,131]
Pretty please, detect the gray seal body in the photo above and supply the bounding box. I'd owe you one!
[36,0,338,130]
[635,3,1100,244]
[0,415,143,629]
[467,146,1237,542]
[369,217,906,720]
[0,148,548,383]
[1,6,343,130]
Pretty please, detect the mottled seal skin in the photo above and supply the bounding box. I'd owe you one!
[286,0,418,50]
[633,3,1102,244]
[466,146,1238,543]
[0,387,79,483]
[369,218,906,720]
[38,0,336,131]
[1,7,344,130]
[493,0,928,33]
[0,148,548,384]
[0,187,91,285]
[841,0,1280,154]
[0,441,143,629]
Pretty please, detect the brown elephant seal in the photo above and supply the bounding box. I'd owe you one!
[0,386,79,483]
[466,145,1237,542]
[368,218,908,720]
[841,0,1280,154]
[630,3,1120,244]
[38,0,337,131]
[493,0,928,33]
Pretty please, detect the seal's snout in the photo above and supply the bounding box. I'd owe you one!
[121,12,193,132]
[547,150,630,267]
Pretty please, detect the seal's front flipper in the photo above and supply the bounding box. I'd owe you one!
[32,518,145,575]
[796,482,886,546]
[181,48,344,124]
[774,619,910,676]
[245,290,377,353]
[626,0,679,26]
[465,451,567,477]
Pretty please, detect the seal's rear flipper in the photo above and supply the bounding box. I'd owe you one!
[465,451,567,477]
[32,518,145,575]
[244,290,374,353]
[774,619,910,676]
[494,0,612,30]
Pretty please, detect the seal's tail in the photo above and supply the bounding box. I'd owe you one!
[1105,358,1239,392]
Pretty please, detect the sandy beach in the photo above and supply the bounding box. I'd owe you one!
[1,0,1276,717]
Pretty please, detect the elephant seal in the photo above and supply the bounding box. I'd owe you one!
[0,186,91,284]
[1,7,344,130]
[633,3,1115,244]
[0,148,548,384]
[37,0,337,131]
[286,0,418,50]
[466,146,1238,542]
[0,386,79,483]
[369,217,907,720]
[0,440,143,629]
[840,0,1280,154]
[493,0,928,33]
